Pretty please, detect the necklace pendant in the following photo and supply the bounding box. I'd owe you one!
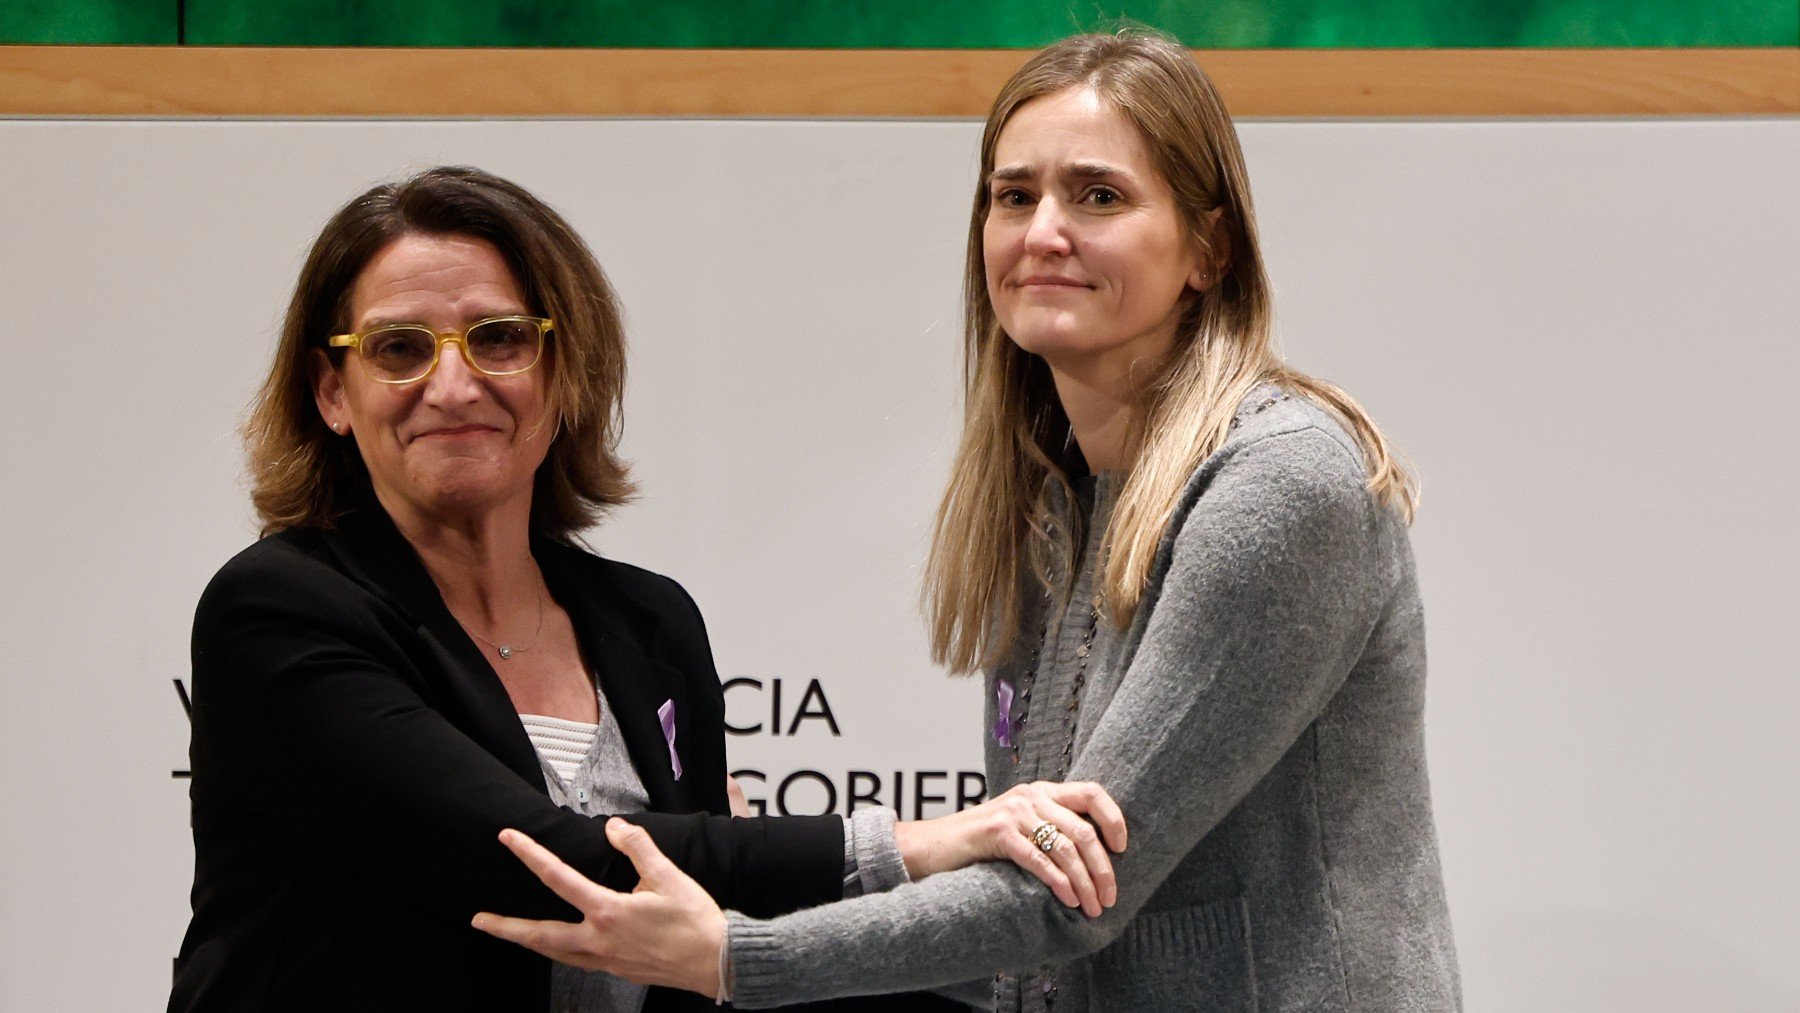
[497,645,514,660]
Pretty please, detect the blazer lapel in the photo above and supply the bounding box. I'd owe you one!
[324,511,544,786]
[536,539,698,813]
[321,512,699,812]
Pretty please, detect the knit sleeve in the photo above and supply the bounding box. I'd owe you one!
[841,806,911,898]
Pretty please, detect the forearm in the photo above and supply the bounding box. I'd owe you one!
[722,711,1229,1007]
[893,815,966,881]
[728,861,1094,1008]
[627,811,845,919]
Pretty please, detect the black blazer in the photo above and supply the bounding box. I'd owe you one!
[169,510,846,1012]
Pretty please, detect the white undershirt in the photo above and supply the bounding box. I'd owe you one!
[517,712,599,784]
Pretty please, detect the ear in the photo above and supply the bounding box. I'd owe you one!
[1188,207,1230,292]
[307,348,350,435]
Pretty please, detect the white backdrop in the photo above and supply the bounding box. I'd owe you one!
[1,116,1796,1011]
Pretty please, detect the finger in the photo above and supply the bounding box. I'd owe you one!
[604,817,686,893]
[726,776,752,818]
[497,828,615,911]
[1033,813,1101,918]
[1004,831,1077,908]
[470,911,593,964]
[1037,799,1115,911]
[1046,781,1129,854]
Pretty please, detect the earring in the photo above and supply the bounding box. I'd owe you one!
[331,422,343,433]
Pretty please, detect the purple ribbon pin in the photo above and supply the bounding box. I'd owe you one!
[657,698,683,781]
[994,680,1016,749]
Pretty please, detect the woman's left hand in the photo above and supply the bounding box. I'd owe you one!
[895,780,1127,917]
[472,819,723,997]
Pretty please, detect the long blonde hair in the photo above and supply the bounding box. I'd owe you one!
[923,30,1417,675]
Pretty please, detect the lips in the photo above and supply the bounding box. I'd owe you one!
[412,423,499,442]
[1016,274,1090,289]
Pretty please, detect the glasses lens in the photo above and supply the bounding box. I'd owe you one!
[466,318,543,375]
[360,327,438,381]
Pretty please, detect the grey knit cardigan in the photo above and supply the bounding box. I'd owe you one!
[729,391,1461,1011]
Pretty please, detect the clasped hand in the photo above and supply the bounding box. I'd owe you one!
[473,819,728,997]
[472,781,1128,993]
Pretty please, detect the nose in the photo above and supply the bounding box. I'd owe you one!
[1022,198,1073,257]
[421,338,483,406]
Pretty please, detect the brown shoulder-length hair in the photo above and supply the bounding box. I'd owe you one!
[923,29,1418,674]
[245,166,634,540]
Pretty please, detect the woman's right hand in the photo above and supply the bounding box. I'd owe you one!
[893,781,1127,917]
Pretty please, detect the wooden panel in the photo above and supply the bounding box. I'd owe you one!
[1,46,1795,117]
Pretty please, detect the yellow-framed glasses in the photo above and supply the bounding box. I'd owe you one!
[327,315,553,385]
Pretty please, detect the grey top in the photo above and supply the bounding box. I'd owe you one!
[983,467,1121,1012]
[537,698,654,1013]
[726,388,1462,1011]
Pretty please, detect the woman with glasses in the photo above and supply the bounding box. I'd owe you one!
[168,167,1126,1013]
[475,30,1460,1011]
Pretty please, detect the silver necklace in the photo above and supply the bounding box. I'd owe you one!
[453,583,545,661]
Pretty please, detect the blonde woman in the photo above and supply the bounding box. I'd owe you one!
[476,30,1461,1011]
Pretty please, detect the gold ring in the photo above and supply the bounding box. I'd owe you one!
[1031,821,1059,853]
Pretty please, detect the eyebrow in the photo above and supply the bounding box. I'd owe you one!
[989,161,1132,185]
[358,307,526,330]
[357,316,426,330]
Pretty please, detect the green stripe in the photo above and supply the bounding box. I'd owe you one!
[6,0,1796,48]
[1,1,178,44]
